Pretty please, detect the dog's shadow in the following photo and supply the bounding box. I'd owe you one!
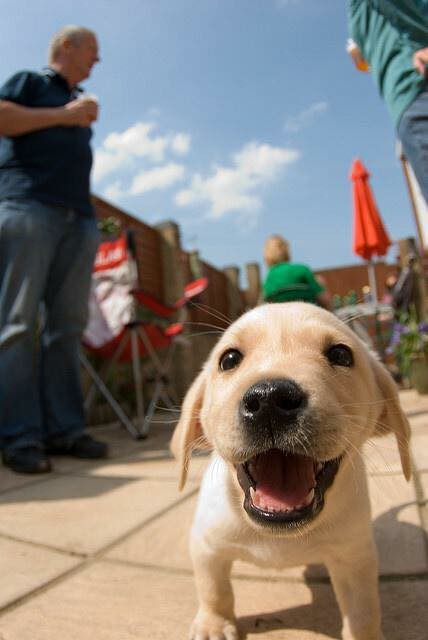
[237,504,427,639]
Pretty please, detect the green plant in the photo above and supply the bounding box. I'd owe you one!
[388,311,428,376]
[97,216,121,237]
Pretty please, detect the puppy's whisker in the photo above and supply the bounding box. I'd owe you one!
[188,301,232,327]
[185,330,225,339]
[182,320,227,332]
[188,299,233,324]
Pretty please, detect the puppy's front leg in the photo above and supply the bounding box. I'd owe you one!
[327,548,384,640]
[190,544,238,640]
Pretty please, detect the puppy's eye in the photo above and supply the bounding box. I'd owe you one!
[326,344,354,367]
[219,349,243,371]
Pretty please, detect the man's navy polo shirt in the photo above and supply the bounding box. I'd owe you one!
[0,68,94,216]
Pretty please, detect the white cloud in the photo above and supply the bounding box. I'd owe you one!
[130,163,185,195]
[175,141,300,219]
[104,122,168,162]
[92,121,191,184]
[93,148,130,183]
[284,101,328,133]
[171,133,191,155]
[103,181,123,201]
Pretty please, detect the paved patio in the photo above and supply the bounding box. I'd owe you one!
[0,389,427,640]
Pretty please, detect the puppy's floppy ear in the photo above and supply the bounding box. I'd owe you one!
[371,357,411,480]
[170,370,209,490]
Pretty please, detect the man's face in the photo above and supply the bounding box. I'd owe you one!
[68,34,100,82]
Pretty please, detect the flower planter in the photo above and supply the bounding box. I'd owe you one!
[409,356,428,395]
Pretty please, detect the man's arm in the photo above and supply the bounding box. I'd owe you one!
[0,98,98,136]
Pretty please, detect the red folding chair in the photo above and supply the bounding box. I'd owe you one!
[81,231,208,439]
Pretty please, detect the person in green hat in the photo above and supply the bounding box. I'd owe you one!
[262,235,332,309]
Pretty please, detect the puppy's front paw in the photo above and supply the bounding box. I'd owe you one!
[190,611,238,640]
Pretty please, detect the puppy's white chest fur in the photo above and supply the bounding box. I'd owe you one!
[192,454,369,572]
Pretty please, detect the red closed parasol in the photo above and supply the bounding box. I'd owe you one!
[350,158,392,302]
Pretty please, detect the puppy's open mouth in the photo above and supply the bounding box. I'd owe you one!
[236,449,341,528]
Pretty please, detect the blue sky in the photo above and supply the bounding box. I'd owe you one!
[0,0,418,277]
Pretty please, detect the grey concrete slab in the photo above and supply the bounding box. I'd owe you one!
[110,471,427,579]
[369,474,427,574]
[399,389,428,416]
[0,467,52,494]
[411,433,428,472]
[0,475,196,555]
[407,412,428,436]
[0,562,426,640]
[107,492,315,580]
[0,537,80,610]
[85,452,209,482]
[363,434,403,475]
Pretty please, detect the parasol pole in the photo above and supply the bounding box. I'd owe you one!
[367,259,378,304]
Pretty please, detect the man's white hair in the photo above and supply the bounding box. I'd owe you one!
[48,25,95,62]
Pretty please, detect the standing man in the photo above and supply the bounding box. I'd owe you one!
[0,26,108,474]
[347,1,428,203]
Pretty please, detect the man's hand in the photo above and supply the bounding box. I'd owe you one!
[413,48,428,76]
[62,98,99,127]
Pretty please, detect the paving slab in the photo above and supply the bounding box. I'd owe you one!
[0,537,80,610]
[398,389,428,416]
[0,466,53,494]
[107,492,315,580]
[363,434,403,475]
[369,474,427,574]
[85,452,210,482]
[410,433,428,472]
[109,471,426,579]
[406,411,428,436]
[0,475,196,555]
[0,561,426,640]
[419,471,428,497]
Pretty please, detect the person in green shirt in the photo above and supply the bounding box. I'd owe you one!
[347,0,428,203]
[262,235,332,309]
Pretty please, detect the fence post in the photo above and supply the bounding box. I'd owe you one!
[223,266,243,320]
[155,221,186,305]
[245,262,261,309]
[155,221,193,399]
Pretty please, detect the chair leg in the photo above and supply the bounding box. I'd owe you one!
[84,333,130,412]
[136,326,178,411]
[79,351,142,439]
[130,328,146,437]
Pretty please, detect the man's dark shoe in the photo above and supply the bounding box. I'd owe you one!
[47,434,109,459]
[2,447,52,474]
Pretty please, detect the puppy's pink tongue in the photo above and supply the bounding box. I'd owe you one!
[251,450,315,510]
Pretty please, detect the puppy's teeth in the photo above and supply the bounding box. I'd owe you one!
[316,462,323,473]
[304,488,315,506]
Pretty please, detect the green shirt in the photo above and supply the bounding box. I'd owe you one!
[262,263,324,304]
[348,0,428,127]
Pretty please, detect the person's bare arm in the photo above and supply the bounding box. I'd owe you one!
[413,47,428,75]
[0,98,98,136]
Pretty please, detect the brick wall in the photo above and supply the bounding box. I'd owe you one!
[316,262,398,301]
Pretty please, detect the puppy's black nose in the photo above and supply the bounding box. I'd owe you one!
[240,378,307,424]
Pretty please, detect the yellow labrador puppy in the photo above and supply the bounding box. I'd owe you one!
[172,303,411,640]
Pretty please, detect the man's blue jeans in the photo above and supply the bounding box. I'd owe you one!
[0,199,99,452]
[398,87,428,205]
